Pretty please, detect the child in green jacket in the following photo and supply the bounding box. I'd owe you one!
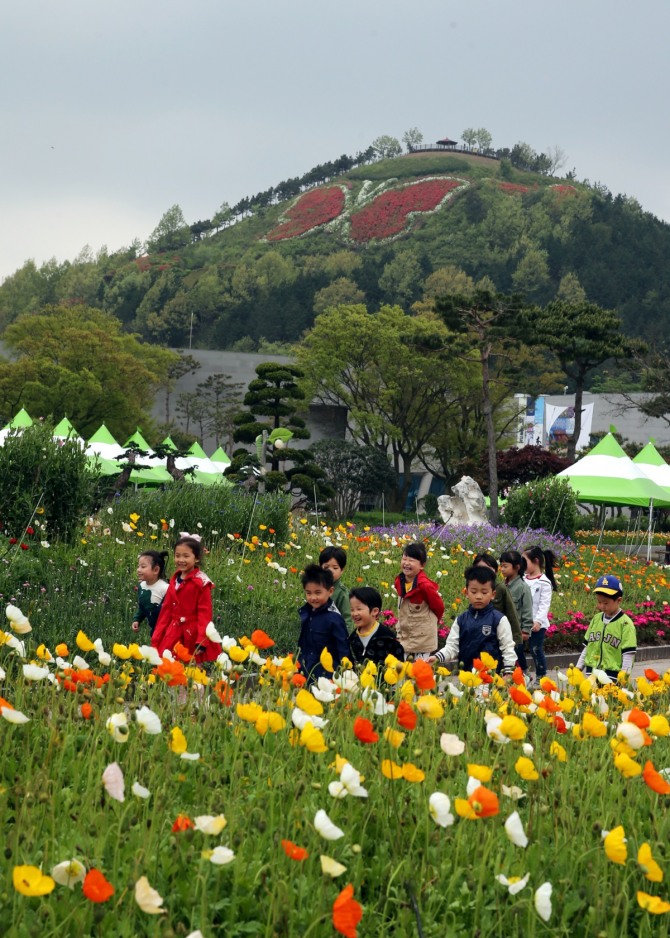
[575,574,637,681]
[319,545,353,629]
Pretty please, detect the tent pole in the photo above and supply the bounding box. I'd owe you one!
[647,499,654,562]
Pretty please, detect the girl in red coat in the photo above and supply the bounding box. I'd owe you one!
[151,534,221,663]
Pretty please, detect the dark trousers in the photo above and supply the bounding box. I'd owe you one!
[516,630,546,677]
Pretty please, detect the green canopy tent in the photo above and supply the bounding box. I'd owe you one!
[210,446,231,471]
[632,442,670,495]
[122,428,173,485]
[558,433,670,559]
[53,416,84,443]
[0,407,33,444]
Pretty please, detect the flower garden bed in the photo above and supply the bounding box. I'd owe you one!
[348,178,464,242]
[265,186,346,241]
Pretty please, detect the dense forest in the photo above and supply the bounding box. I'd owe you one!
[1,138,669,351]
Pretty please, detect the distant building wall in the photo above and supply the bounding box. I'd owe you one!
[155,349,347,452]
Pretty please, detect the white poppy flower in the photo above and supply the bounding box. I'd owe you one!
[180,751,201,761]
[522,743,534,756]
[106,712,129,743]
[428,792,454,828]
[51,859,86,889]
[139,645,162,666]
[3,633,26,656]
[134,876,165,914]
[194,815,227,835]
[534,882,552,922]
[361,688,393,715]
[501,785,526,801]
[447,683,463,698]
[291,707,328,730]
[97,651,112,667]
[592,668,613,685]
[320,855,347,878]
[485,715,509,744]
[206,621,223,644]
[9,615,31,635]
[496,872,530,895]
[219,635,238,651]
[216,651,232,672]
[1,707,29,724]
[314,809,345,840]
[186,932,205,938]
[440,732,465,756]
[312,677,338,703]
[329,763,367,800]
[102,762,125,802]
[72,655,89,670]
[466,776,480,797]
[205,846,235,865]
[22,664,50,681]
[615,721,646,750]
[135,706,162,735]
[504,811,529,848]
[332,670,359,692]
[132,782,151,799]
[5,604,25,624]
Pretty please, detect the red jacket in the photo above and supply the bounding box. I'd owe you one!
[394,569,445,654]
[394,570,445,619]
[151,568,221,663]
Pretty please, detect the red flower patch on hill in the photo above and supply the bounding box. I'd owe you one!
[551,184,578,196]
[349,178,463,242]
[266,187,345,241]
[499,183,529,195]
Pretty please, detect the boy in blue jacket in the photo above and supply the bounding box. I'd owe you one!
[297,564,351,682]
[429,566,517,674]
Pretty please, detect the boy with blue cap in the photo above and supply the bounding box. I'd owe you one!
[575,575,637,680]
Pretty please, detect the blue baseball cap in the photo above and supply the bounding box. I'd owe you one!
[594,574,623,596]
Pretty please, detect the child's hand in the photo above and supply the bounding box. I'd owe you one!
[531,622,541,632]
[426,655,437,664]
[131,621,140,632]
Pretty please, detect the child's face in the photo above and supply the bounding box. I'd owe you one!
[476,559,498,576]
[499,561,518,581]
[174,544,198,576]
[466,579,495,609]
[304,582,334,610]
[401,554,424,579]
[137,555,159,584]
[595,593,622,616]
[522,553,540,575]
[321,558,343,582]
[350,596,379,630]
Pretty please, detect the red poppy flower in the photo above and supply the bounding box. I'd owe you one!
[291,673,307,688]
[509,686,533,706]
[553,714,567,734]
[396,700,417,730]
[251,629,275,650]
[25,526,35,535]
[214,680,233,706]
[511,666,525,685]
[353,716,379,744]
[20,543,29,551]
[411,659,435,691]
[172,814,195,832]
[281,839,309,861]
[644,668,661,682]
[82,869,114,903]
[332,883,363,938]
[627,708,651,729]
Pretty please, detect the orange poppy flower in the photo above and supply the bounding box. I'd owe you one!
[172,814,195,832]
[173,642,194,663]
[155,658,188,686]
[82,869,114,903]
[511,666,525,686]
[455,785,500,819]
[642,760,670,795]
[80,702,93,720]
[353,716,379,744]
[332,883,363,938]
[396,700,417,731]
[411,659,435,691]
[281,839,309,861]
[627,708,651,729]
[0,697,14,710]
[214,680,234,706]
[251,629,275,650]
[540,695,561,713]
[291,673,307,688]
[509,686,533,706]
[644,668,661,682]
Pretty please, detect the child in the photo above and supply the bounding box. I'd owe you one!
[152,535,222,663]
[348,586,405,666]
[394,542,445,659]
[473,552,523,645]
[522,545,558,684]
[575,574,637,680]
[429,566,516,673]
[131,550,169,637]
[297,564,351,682]
[499,550,534,675]
[319,545,353,629]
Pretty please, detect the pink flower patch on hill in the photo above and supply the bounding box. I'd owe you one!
[349,178,464,242]
[266,187,346,241]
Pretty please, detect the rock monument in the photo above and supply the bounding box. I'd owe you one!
[437,475,488,526]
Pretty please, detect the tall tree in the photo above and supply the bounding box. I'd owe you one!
[436,291,525,521]
[0,305,177,439]
[296,304,474,511]
[370,135,402,160]
[146,204,191,254]
[197,372,244,448]
[520,301,645,460]
[162,353,201,423]
[402,127,423,152]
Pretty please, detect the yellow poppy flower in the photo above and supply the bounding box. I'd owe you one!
[319,647,334,673]
[459,670,482,687]
[13,866,55,897]
[383,727,406,749]
[515,756,539,781]
[613,752,642,778]
[467,764,493,783]
[637,891,670,914]
[236,702,264,723]
[399,680,416,701]
[295,689,324,716]
[549,741,567,762]
[255,712,285,736]
[112,643,132,660]
[381,759,404,779]
[638,843,664,883]
[228,645,250,663]
[416,696,444,720]
[499,715,528,741]
[300,722,328,753]
[582,712,607,738]
[75,630,95,652]
[649,715,670,737]
[603,826,627,865]
[169,727,188,754]
[401,763,425,783]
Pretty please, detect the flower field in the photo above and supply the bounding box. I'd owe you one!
[2,510,670,935]
[348,178,464,243]
[265,187,346,241]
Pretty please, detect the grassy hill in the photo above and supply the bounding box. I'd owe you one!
[2,151,669,349]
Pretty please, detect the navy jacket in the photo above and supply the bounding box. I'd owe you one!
[349,623,405,667]
[297,600,350,681]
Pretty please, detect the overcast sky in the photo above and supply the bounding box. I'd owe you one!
[2,0,668,282]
